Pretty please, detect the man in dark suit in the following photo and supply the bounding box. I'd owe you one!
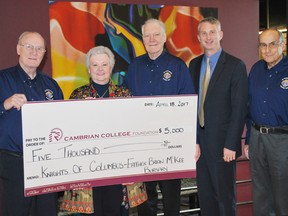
[189,17,248,216]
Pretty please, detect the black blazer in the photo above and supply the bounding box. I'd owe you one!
[189,50,248,159]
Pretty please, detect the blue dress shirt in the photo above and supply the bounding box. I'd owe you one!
[198,48,222,112]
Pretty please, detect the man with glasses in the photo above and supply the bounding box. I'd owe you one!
[0,31,63,215]
[245,29,288,216]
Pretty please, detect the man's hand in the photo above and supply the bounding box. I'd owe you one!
[194,144,201,162]
[223,148,236,162]
[244,145,249,159]
[4,94,27,111]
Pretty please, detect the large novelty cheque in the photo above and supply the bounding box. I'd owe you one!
[22,95,197,196]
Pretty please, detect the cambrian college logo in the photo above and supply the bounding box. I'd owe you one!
[49,128,63,143]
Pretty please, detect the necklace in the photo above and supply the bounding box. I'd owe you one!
[96,89,108,98]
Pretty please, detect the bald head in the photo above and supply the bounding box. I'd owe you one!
[258,29,285,68]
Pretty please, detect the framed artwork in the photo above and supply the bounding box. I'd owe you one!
[49,2,217,98]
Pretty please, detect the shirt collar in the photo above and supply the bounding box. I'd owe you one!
[205,48,222,67]
[265,55,287,72]
[17,64,38,85]
[147,50,166,64]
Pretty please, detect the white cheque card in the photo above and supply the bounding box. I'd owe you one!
[22,95,197,196]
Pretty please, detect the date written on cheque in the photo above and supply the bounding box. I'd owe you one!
[144,101,189,107]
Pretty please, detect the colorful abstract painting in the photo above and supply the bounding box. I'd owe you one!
[49,2,217,98]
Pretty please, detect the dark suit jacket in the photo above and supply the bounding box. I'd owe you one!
[189,50,248,159]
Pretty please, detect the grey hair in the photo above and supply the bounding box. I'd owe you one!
[18,31,46,46]
[141,18,166,35]
[198,17,221,33]
[258,29,284,44]
[86,46,115,69]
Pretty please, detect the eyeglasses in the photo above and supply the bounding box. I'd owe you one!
[259,41,281,50]
[143,32,163,39]
[19,43,46,53]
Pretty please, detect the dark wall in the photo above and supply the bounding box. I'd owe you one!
[0,0,259,75]
[259,0,287,29]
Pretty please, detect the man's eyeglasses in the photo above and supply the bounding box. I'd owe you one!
[259,41,281,50]
[19,43,46,53]
[143,32,163,39]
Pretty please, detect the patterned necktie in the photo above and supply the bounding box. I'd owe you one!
[199,57,210,127]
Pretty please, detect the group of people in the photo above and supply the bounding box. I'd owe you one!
[0,16,287,216]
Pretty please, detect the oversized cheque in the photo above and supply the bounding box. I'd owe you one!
[22,95,197,196]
